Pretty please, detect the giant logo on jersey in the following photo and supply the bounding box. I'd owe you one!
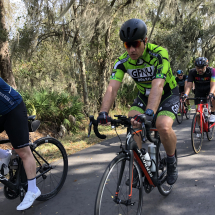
[127,66,154,82]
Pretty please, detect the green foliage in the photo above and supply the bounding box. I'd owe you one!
[117,82,138,106]
[21,89,84,133]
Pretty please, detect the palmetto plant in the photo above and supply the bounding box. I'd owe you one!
[21,88,84,132]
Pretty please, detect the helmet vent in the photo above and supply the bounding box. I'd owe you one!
[127,27,130,38]
[132,28,138,38]
[121,30,126,38]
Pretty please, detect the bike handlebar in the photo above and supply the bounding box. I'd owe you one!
[88,115,158,143]
[187,97,214,108]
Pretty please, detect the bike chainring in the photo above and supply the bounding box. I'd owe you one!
[4,185,19,199]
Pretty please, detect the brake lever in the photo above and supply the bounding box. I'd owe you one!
[88,121,93,137]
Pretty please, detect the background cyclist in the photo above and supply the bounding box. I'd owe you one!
[175,70,191,113]
[97,18,179,186]
[0,77,41,210]
[183,57,215,123]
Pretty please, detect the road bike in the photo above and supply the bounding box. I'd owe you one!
[188,97,215,153]
[176,96,191,124]
[0,115,68,203]
[88,115,177,215]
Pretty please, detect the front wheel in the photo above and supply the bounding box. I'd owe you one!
[176,102,183,124]
[157,140,175,196]
[191,113,203,153]
[31,137,68,201]
[94,153,143,215]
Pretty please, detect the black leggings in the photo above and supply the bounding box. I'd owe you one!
[0,101,29,149]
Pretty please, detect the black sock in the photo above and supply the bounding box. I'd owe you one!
[167,154,176,163]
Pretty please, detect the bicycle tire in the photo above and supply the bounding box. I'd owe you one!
[94,153,143,215]
[31,137,68,201]
[176,103,183,124]
[206,122,215,141]
[191,113,203,153]
[157,140,175,196]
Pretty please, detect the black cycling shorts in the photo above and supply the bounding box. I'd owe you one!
[129,87,180,120]
[0,100,29,149]
[195,89,210,105]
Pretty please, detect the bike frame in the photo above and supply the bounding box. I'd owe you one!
[179,99,187,114]
[0,140,26,196]
[114,126,162,204]
[0,139,51,199]
[194,102,215,133]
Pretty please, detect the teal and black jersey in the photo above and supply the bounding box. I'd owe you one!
[110,43,177,96]
[0,78,22,115]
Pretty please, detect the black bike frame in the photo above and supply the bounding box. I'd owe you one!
[0,139,51,197]
[0,139,27,194]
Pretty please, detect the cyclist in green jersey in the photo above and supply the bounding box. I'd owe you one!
[97,19,179,185]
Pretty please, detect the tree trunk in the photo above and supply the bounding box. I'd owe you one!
[0,0,16,88]
[73,5,89,115]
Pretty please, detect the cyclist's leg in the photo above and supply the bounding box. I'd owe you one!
[128,92,147,149]
[4,101,41,210]
[156,88,179,185]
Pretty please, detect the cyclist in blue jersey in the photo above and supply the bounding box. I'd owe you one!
[175,70,191,112]
[0,78,41,210]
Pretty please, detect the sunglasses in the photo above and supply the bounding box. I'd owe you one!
[123,40,143,49]
[177,75,183,76]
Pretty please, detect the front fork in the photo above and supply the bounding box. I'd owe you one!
[113,150,135,206]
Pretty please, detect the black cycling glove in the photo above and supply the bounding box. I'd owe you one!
[97,112,111,124]
[133,114,153,123]
[208,93,214,101]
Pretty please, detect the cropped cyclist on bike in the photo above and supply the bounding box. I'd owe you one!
[0,77,41,210]
[97,19,179,186]
[175,70,191,113]
[183,57,215,122]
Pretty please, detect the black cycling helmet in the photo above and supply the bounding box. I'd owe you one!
[176,70,183,75]
[194,57,209,67]
[119,19,147,42]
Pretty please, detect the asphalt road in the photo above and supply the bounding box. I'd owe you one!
[1,109,215,215]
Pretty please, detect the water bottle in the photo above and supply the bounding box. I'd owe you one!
[148,144,157,172]
[10,149,19,170]
[140,148,151,167]
[203,105,208,117]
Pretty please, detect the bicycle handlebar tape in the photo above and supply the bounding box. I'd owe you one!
[93,123,106,139]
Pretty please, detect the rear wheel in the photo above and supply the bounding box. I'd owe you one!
[206,122,215,141]
[31,137,68,201]
[94,153,143,215]
[191,113,203,153]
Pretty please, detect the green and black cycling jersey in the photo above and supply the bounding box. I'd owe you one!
[110,43,177,96]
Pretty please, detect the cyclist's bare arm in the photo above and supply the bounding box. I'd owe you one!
[184,82,193,95]
[100,80,121,113]
[210,81,215,95]
[146,78,164,113]
[184,80,188,89]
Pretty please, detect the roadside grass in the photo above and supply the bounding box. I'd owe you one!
[60,106,129,156]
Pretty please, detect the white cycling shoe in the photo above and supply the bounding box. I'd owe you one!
[17,188,41,211]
